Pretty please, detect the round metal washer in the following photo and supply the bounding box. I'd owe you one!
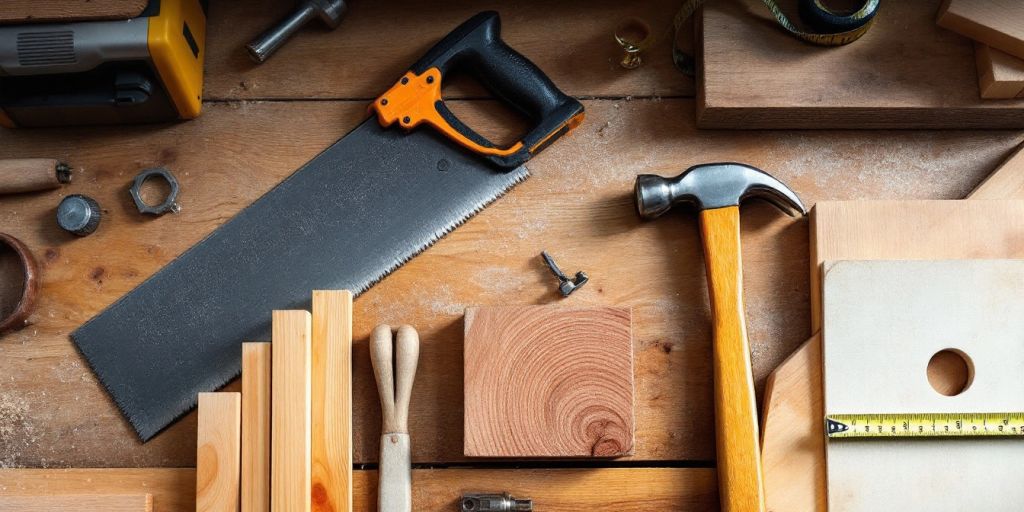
[130,167,180,215]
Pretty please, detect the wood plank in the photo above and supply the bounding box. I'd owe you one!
[0,100,1020,468]
[311,291,353,512]
[698,0,1024,129]
[938,0,1024,60]
[976,44,1024,99]
[0,0,147,24]
[241,343,272,512]
[464,306,634,458]
[0,469,194,511]
[204,0,691,101]
[969,143,1024,198]
[0,494,151,511]
[271,310,312,512]
[197,392,241,512]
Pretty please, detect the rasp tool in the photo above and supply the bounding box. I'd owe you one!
[72,11,584,441]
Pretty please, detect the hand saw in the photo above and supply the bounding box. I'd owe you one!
[72,11,584,441]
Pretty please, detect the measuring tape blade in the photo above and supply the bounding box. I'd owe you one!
[826,413,1024,439]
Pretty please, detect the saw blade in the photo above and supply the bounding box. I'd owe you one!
[72,118,528,441]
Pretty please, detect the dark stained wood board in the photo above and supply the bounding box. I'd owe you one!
[0,1,147,24]
[1,98,1021,468]
[698,0,1024,129]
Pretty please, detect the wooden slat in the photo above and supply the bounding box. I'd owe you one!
[976,44,1024,99]
[0,494,151,511]
[311,291,353,512]
[272,310,312,512]
[938,0,1024,60]
[0,469,194,511]
[242,342,272,512]
[0,0,147,24]
[969,143,1024,198]
[197,392,241,512]
[698,0,1024,129]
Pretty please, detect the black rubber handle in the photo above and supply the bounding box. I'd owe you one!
[410,11,584,169]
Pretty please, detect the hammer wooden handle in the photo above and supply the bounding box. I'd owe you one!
[370,324,420,434]
[0,158,69,194]
[700,206,766,512]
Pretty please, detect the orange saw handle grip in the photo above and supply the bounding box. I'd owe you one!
[370,11,584,170]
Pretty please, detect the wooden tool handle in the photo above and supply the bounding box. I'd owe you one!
[699,206,766,512]
[393,325,420,434]
[371,324,398,433]
[0,158,69,194]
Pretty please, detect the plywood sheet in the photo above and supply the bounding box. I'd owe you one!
[823,260,1024,511]
[938,0,1024,60]
[698,0,1024,128]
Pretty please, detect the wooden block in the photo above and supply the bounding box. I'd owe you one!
[197,392,241,512]
[976,44,1024,99]
[823,260,1024,511]
[0,469,194,511]
[242,342,272,512]
[0,0,147,23]
[938,0,1024,60]
[0,494,151,511]
[969,143,1024,197]
[311,291,353,512]
[698,0,1024,129]
[464,306,635,458]
[272,310,312,512]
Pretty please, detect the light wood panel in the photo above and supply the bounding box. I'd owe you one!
[0,494,151,511]
[0,0,146,23]
[242,343,272,512]
[976,44,1024,99]
[698,0,1024,128]
[0,469,194,511]
[969,143,1024,198]
[311,291,353,512]
[196,392,241,512]
[271,310,312,512]
[464,306,634,458]
[938,0,1024,60]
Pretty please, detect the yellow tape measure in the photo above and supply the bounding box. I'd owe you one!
[826,413,1024,439]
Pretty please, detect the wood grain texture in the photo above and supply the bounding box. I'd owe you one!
[698,0,1024,129]
[976,44,1024,99]
[0,469,194,511]
[700,207,765,512]
[196,392,241,512]
[0,159,63,195]
[242,343,271,512]
[271,310,312,512]
[0,0,147,23]
[761,156,1024,512]
[311,291,353,512]
[464,306,634,458]
[1,100,1021,469]
[938,0,1024,60]
[0,494,151,511]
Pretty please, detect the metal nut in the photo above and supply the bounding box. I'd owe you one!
[130,167,180,215]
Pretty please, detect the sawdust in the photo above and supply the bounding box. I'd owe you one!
[470,266,530,296]
[52,357,86,384]
[0,392,35,468]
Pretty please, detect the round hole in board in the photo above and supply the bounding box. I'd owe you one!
[927,349,974,396]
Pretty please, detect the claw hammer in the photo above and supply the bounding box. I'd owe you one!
[634,163,805,512]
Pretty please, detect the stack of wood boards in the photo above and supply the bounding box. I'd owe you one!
[937,0,1024,99]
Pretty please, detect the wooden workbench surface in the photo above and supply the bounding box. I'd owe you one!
[1,0,1022,488]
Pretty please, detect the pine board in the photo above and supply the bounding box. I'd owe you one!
[311,291,353,512]
[271,311,312,512]
[241,343,271,512]
[0,469,194,511]
[698,0,1024,128]
[0,1,147,23]
[464,306,635,458]
[976,44,1024,99]
[0,494,151,511]
[196,393,241,512]
[938,0,1024,60]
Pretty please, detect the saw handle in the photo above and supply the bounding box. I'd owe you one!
[371,11,584,169]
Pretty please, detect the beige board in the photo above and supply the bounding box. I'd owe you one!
[823,260,1024,511]
[938,0,1024,60]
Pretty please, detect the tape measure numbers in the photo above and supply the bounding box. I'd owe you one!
[826,413,1024,439]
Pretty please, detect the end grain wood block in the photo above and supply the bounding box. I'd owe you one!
[464,306,635,458]
[938,0,1024,60]
[241,342,271,512]
[976,44,1024,98]
[197,392,241,512]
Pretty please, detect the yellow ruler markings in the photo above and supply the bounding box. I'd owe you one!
[826,413,1024,439]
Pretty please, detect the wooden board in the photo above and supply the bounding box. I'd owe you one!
[311,291,353,512]
[464,306,635,457]
[0,469,194,511]
[196,393,241,512]
[938,0,1024,60]
[698,0,1024,129]
[976,44,1024,99]
[0,1,147,24]
[241,343,271,512]
[823,260,1024,511]
[761,146,1024,512]
[0,494,151,511]
[271,310,312,512]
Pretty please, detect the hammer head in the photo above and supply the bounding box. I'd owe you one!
[634,162,806,219]
[311,0,348,27]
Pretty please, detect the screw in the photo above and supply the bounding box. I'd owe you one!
[426,75,434,84]
[401,77,409,85]
[403,116,411,124]
[541,250,588,297]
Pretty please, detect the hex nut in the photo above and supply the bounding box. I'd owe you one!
[130,167,180,215]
